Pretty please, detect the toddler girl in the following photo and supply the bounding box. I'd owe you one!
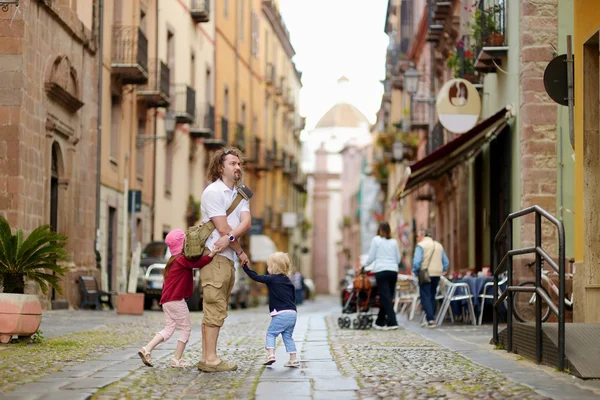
[138,229,219,368]
[243,252,299,367]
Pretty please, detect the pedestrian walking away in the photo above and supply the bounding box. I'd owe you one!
[363,222,402,330]
[291,266,304,305]
[138,229,219,368]
[197,147,252,373]
[412,229,449,328]
[243,252,300,368]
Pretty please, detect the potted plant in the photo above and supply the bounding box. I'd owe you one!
[446,40,478,83]
[469,6,503,48]
[0,216,70,343]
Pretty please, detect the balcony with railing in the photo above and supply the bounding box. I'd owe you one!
[190,102,214,139]
[426,1,445,43]
[276,77,284,96]
[137,59,170,107]
[220,116,230,145]
[412,100,429,128]
[244,135,261,167]
[473,0,508,73]
[111,26,148,84]
[172,85,196,124]
[266,63,275,86]
[190,0,210,23]
[235,123,246,151]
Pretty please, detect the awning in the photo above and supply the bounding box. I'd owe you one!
[400,107,510,198]
[249,234,277,262]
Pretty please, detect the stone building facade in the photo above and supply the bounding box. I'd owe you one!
[0,0,99,309]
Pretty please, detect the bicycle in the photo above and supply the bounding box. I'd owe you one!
[512,258,574,323]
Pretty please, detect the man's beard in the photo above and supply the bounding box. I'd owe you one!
[234,172,242,184]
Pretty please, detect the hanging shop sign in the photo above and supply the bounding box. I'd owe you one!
[436,78,481,134]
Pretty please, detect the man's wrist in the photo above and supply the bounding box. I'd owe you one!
[236,250,244,256]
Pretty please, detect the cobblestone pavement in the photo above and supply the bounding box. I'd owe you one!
[2,297,600,399]
[327,315,548,400]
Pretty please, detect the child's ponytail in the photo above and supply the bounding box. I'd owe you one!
[163,255,178,280]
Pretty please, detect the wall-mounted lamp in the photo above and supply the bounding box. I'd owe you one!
[137,111,177,147]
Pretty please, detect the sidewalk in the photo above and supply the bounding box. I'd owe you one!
[3,297,600,399]
[400,314,600,399]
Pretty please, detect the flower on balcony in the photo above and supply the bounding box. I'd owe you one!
[468,5,502,48]
[372,159,388,182]
[446,39,477,82]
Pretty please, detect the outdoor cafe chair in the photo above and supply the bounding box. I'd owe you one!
[435,276,476,326]
[478,272,508,325]
[394,274,420,320]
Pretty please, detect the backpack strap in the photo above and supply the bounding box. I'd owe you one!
[225,193,244,217]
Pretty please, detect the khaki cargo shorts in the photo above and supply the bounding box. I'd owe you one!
[200,252,235,328]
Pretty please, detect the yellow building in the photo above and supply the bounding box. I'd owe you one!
[214,0,305,266]
[573,0,600,323]
[99,0,160,292]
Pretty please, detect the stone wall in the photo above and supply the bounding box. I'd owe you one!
[519,0,559,255]
[0,1,99,308]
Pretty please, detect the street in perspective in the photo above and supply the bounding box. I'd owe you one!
[2,0,600,399]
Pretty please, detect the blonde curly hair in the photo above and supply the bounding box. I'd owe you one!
[266,252,291,276]
[206,147,245,183]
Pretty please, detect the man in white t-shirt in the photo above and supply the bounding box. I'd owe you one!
[197,147,251,373]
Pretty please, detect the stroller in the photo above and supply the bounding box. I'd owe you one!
[338,264,380,330]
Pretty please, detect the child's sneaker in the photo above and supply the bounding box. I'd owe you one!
[284,360,300,368]
[171,358,191,368]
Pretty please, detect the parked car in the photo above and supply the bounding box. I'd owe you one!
[137,242,202,311]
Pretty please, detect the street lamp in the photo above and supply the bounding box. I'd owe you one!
[403,62,420,95]
[136,110,177,147]
[164,110,176,134]
[403,63,421,134]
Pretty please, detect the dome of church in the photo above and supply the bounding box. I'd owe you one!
[314,102,370,129]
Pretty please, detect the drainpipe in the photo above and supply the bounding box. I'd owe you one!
[95,0,104,268]
[151,0,159,241]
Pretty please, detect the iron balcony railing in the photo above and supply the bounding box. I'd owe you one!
[189,102,214,139]
[492,205,566,371]
[205,104,215,132]
[111,26,148,83]
[172,85,196,124]
[477,0,507,49]
[235,123,245,151]
[221,117,229,144]
[137,59,170,107]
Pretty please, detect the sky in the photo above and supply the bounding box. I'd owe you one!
[278,0,389,132]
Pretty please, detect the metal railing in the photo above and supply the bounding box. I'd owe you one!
[221,117,229,144]
[235,123,245,150]
[492,205,566,371]
[112,26,148,71]
[139,59,170,97]
[477,0,507,49]
[172,85,196,122]
[205,104,215,132]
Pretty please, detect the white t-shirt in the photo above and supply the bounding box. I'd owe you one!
[201,179,251,261]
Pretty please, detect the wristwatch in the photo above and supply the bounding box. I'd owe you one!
[226,232,235,242]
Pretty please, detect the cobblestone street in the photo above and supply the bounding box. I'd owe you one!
[2,297,600,399]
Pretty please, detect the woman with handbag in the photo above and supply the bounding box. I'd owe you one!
[362,222,402,330]
[412,229,450,328]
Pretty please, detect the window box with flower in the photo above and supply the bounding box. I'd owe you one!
[446,42,478,83]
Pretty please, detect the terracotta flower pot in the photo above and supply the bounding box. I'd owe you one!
[486,33,504,47]
[116,293,144,315]
[0,293,42,343]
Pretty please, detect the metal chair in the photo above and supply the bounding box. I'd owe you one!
[478,273,508,325]
[435,276,476,326]
[394,274,420,320]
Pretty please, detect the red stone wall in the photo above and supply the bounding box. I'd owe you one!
[0,1,99,309]
[519,0,559,256]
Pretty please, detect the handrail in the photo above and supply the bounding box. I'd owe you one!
[492,205,565,371]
